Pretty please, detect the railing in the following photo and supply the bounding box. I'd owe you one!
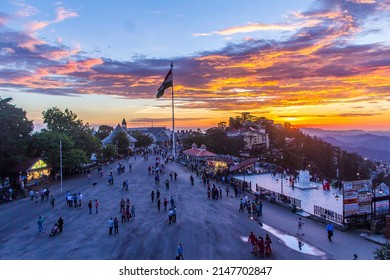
[258,187,302,210]
[229,177,302,210]
[313,205,343,225]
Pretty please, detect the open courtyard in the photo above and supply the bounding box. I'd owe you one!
[0,157,382,260]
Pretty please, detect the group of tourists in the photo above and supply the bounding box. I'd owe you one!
[247,231,273,257]
[66,192,82,208]
[119,198,135,223]
[29,188,50,202]
[238,195,263,217]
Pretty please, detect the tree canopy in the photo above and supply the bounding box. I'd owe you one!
[130,131,153,148]
[95,125,114,140]
[111,131,130,155]
[0,97,33,177]
[42,107,100,157]
[28,107,101,174]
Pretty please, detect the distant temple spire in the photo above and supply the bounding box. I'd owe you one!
[122,118,127,129]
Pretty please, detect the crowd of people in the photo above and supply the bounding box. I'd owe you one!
[24,147,342,260]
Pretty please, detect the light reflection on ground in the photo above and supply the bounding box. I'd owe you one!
[241,218,327,257]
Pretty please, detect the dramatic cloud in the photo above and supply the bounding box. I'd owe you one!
[0,0,389,128]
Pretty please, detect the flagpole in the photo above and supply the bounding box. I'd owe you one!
[170,61,176,160]
[60,140,63,194]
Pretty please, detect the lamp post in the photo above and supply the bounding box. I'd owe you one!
[280,155,284,194]
[60,140,63,194]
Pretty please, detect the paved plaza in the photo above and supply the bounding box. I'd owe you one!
[0,157,383,260]
[234,174,343,216]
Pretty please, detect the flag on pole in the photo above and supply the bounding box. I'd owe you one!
[156,68,173,98]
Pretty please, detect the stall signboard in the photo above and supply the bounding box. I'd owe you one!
[343,180,372,217]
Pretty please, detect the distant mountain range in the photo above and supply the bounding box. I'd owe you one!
[300,128,390,163]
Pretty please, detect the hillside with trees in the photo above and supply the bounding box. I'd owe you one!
[221,112,374,181]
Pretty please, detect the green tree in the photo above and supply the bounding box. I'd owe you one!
[373,242,390,260]
[102,144,116,159]
[95,125,114,140]
[226,136,245,157]
[29,130,74,170]
[29,130,89,174]
[0,97,33,177]
[111,131,130,155]
[62,149,89,173]
[204,127,229,154]
[250,143,269,161]
[42,107,100,158]
[130,131,153,148]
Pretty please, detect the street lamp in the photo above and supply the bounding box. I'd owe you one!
[280,155,284,194]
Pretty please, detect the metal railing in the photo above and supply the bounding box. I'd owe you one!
[313,205,343,225]
[229,177,302,210]
[258,187,302,210]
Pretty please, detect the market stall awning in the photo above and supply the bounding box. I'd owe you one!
[229,158,258,172]
[183,144,216,158]
[183,148,216,157]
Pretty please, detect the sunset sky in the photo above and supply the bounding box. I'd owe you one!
[0,0,389,131]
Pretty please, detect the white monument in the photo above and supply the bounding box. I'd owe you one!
[298,170,311,185]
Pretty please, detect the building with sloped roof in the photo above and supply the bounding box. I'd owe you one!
[12,157,51,186]
[127,126,172,150]
[101,124,137,151]
[104,119,173,152]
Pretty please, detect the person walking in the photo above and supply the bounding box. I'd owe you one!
[165,179,170,190]
[247,231,256,254]
[327,222,334,242]
[108,218,114,235]
[78,193,83,207]
[88,200,93,214]
[177,243,184,260]
[126,206,131,222]
[151,191,155,203]
[265,234,272,256]
[297,217,304,235]
[257,236,265,257]
[131,205,135,218]
[163,198,168,212]
[168,208,174,224]
[95,199,99,214]
[114,217,119,234]
[37,216,45,233]
[119,198,125,212]
[50,195,55,209]
[121,209,127,224]
[57,216,64,233]
[170,196,175,208]
[157,198,161,212]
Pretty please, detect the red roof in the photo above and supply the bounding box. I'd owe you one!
[229,158,258,172]
[183,148,216,157]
